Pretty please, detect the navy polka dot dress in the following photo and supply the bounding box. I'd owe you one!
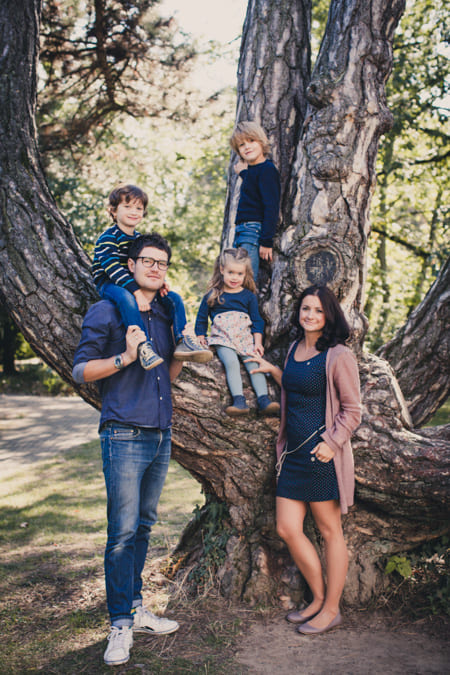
[276,343,339,502]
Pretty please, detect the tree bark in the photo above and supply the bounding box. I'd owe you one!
[1,0,449,610]
[222,0,311,247]
[377,257,450,426]
[264,0,407,346]
[0,0,99,406]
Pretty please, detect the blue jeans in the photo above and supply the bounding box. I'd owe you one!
[99,283,187,342]
[160,292,187,343]
[233,222,261,280]
[100,424,172,627]
[215,345,267,398]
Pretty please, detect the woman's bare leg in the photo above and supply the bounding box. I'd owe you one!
[276,497,325,615]
[305,499,348,628]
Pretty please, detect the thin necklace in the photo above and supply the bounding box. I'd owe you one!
[299,340,318,365]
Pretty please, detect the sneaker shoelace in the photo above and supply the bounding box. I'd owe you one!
[108,626,131,646]
[183,335,203,349]
[139,343,155,357]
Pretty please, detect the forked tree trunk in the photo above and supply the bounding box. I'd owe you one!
[222,0,311,246]
[0,0,448,608]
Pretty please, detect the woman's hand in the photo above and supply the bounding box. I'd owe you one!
[311,441,335,463]
[244,353,283,386]
[197,335,209,348]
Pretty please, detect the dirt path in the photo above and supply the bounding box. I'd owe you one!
[235,611,449,674]
[0,394,99,475]
[1,394,448,673]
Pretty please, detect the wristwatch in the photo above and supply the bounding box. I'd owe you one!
[114,354,125,370]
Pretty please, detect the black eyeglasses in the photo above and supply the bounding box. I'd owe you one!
[135,256,170,270]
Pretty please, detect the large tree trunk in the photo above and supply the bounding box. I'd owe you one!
[1,0,448,609]
[377,257,450,426]
[222,0,311,248]
[0,0,99,406]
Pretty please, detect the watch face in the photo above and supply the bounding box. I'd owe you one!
[114,355,123,370]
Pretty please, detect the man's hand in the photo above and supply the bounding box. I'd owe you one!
[81,324,146,383]
[134,288,151,311]
[259,246,273,262]
[123,325,147,365]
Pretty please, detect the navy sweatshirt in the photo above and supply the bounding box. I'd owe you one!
[235,159,281,247]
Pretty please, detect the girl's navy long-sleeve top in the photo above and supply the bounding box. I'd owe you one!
[195,289,265,336]
[235,159,281,247]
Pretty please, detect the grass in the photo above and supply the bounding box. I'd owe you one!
[0,365,448,671]
[426,398,450,427]
[0,361,74,396]
[0,439,254,674]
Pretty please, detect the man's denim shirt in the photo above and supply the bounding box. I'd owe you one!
[73,297,175,431]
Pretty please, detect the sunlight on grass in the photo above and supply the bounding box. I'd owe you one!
[0,439,205,672]
[0,440,204,553]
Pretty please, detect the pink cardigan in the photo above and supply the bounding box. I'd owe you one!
[276,343,361,514]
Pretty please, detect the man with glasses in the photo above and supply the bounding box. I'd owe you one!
[73,233,184,666]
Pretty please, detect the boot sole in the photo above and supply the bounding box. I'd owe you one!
[259,404,280,416]
[173,351,213,363]
[225,407,249,417]
[140,356,164,370]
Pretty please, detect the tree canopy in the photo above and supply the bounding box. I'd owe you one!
[38,0,196,155]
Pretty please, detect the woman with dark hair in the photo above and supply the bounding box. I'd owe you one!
[248,285,361,635]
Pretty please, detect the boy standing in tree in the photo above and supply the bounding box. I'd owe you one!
[92,184,212,369]
[230,121,281,281]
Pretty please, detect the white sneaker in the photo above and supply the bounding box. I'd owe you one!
[104,625,133,666]
[132,605,179,635]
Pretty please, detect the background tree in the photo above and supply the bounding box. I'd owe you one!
[38,0,196,157]
[0,0,448,608]
[364,0,449,349]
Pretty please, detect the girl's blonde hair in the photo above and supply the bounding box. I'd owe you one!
[230,121,270,157]
[207,248,256,307]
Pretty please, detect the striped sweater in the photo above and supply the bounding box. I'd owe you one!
[92,224,140,294]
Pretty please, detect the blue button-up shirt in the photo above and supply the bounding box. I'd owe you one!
[73,297,175,430]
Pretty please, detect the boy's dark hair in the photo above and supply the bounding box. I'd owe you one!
[108,184,149,220]
[128,233,172,263]
[295,285,350,350]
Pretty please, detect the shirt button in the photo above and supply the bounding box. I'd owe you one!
[160,396,163,400]
[311,457,315,462]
